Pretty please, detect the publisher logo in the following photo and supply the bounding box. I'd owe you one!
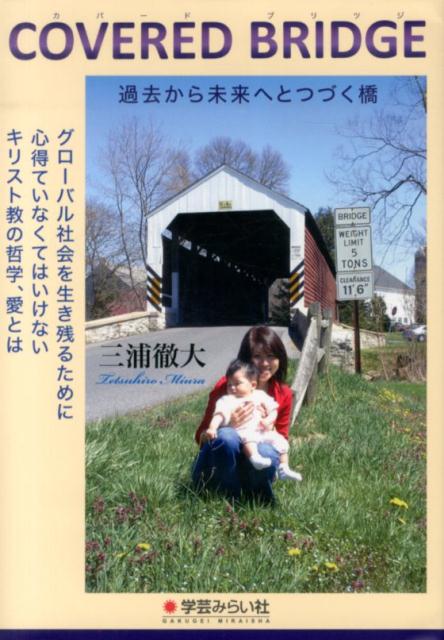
[161,598,271,625]
[163,599,178,614]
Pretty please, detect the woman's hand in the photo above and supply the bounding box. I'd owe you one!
[229,401,255,427]
[200,428,217,445]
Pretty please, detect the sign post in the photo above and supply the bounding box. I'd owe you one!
[334,207,373,375]
[353,300,362,375]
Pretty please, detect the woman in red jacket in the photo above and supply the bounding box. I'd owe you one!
[192,326,293,504]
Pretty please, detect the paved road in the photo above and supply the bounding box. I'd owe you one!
[86,326,298,422]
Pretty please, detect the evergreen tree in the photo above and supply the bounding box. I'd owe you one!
[314,207,335,260]
[338,295,390,332]
[414,246,427,323]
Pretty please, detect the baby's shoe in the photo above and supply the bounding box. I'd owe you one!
[278,463,302,481]
[250,453,272,470]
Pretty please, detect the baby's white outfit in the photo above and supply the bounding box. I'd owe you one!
[214,390,289,454]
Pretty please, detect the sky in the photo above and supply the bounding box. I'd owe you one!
[86,75,426,285]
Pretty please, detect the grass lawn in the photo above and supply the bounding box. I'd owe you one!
[86,365,426,593]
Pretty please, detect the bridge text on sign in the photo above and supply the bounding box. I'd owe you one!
[334,207,371,226]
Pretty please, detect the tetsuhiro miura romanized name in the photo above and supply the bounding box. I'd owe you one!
[96,372,205,385]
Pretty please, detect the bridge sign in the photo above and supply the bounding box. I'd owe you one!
[337,271,374,301]
[335,225,373,273]
[334,207,371,226]
[334,207,373,301]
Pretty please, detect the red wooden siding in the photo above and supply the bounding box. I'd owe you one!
[304,225,337,318]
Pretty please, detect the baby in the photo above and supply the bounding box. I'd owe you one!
[205,359,302,481]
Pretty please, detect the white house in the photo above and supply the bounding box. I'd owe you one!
[373,266,415,326]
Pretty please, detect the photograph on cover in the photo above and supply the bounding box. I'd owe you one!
[85,75,426,595]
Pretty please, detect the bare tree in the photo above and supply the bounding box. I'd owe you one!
[85,199,130,318]
[329,77,426,250]
[195,136,290,193]
[101,118,192,306]
[195,137,256,177]
[85,199,119,276]
[162,149,194,199]
[255,145,291,192]
[105,119,171,265]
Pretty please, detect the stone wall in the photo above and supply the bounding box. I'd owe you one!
[85,311,163,344]
[330,323,386,371]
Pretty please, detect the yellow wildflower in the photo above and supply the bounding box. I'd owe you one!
[288,547,302,557]
[380,390,403,403]
[135,542,151,551]
[324,562,339,572]
[390,497,409,509]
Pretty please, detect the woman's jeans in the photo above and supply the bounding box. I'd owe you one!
[191,427,280,503]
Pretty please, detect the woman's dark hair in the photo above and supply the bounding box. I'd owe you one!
[237,326,288,383]
[225,359,259,381]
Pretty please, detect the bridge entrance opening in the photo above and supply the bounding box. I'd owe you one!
[162,210,289,326]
